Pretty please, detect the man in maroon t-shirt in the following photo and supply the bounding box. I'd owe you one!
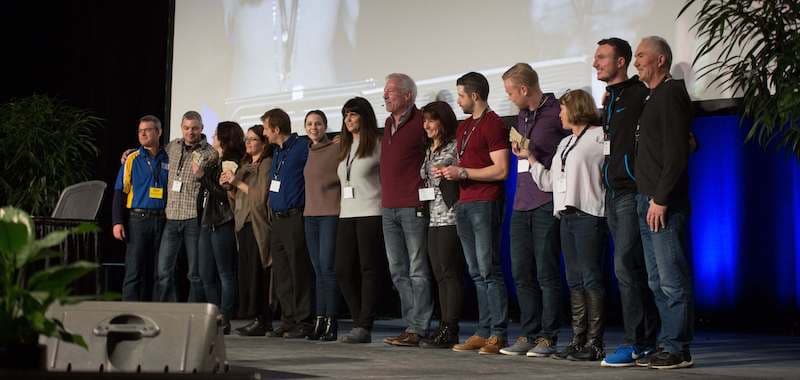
[440,72,510,355]
[380,73,434,347]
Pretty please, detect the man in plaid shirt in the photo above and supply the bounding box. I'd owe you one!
[155,110,218,302]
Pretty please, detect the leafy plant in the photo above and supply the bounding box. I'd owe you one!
[0,206,98,348]
[0,95,103,215]
[679,0,800,156]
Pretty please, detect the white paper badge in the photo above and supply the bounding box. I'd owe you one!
[603,140,611,156]
[517,159,530,173]
[171,180,182,192]
[342,186,355,199]
[269,180,281,193]
[556,176,567,193]
[418,187,435,201]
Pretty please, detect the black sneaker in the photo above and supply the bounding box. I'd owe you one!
[284,323,313,339]
[552,340,584,360]
[635,346,662,367]
[266,324,292,338]
[569,338,605,361]
[649,350,693,369]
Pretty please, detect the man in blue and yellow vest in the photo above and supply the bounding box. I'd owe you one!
[112,115,169,302]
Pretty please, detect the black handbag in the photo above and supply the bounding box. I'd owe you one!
[438,179,460,209]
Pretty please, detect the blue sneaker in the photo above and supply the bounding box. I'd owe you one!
[601,345,637,367]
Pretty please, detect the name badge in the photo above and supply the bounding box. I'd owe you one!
[556,176,567,193]
[149,187,164,199]
[171,180,182,192]
[517,159,530,173]
[342,186,355,199]
[603,140,611,156]
[418,187,435,201]
[269,180,281,193]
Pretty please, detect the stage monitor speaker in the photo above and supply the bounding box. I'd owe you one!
[43,301,228,374]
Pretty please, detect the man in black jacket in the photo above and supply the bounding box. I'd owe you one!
[593,38,659,368]
[632,36,694,370]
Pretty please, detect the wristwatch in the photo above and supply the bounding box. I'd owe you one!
[458,167,468,180]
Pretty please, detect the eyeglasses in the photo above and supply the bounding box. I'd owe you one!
[138,127,158,133]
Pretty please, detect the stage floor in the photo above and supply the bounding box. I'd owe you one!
[226,319,800,379]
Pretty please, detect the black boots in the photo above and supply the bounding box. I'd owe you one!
[419,322,459,349]
[221,314,232,335]
[553,289,587,360]
[238,316,271,336]
[570,289,606,361]
[307,316,326,340]
[304,316,338,341]
[320,316,338,342]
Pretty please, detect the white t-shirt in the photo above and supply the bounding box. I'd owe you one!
[529,126,606,218]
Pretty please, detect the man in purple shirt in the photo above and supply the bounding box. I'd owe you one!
[499,63,569,357]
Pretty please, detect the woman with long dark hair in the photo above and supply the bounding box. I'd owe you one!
[220,124,275,336]
[334,97,385,344]
[193,121,245,334]
[417,101,466,349]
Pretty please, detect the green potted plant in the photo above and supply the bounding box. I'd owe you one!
[0,95,103,216]
[679,0,800,157]
[0,206,98,370]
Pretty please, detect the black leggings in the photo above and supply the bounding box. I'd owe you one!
[335,216,385,329]
[428,225,465,325]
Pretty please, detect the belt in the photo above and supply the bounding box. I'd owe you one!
[559,206,580,217]
[272,207,303,218]
[129,208,165,218]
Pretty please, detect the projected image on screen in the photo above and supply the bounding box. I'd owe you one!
[170,0,717,138]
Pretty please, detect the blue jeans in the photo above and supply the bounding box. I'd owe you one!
[455,201,508,338]
[198,221,237,317]
[509,203,561,340]
[636,194,693,354]
[156,219,204,302]
[122,214,165,301]
[560,211,607,292]
[607,192,658,347]
[305,216,339,316]
[382,207,433,334]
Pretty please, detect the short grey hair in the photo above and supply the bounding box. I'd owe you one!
[386,73,417,102]
[139,115,162,130]
[182,110,203,126]
[642,35,673,70]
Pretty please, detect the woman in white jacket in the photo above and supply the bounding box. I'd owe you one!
[528,89,608,361]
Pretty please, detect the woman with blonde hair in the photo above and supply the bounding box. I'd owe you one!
[529,89,608,361]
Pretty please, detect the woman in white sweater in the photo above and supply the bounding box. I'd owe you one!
[334,96,385,344]
[528,89,608,361]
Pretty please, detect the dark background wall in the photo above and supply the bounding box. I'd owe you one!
[2,0,173,267]
[3,1,798,334]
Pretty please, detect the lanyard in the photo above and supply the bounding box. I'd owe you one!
[635,76,671,155]
[524,95,548,140]
[602,88,625,137]
[457,109,488,161]
[422,147,435,186]
[273,137,296,180]
[176,143,197,174]
[143,151,162,187]
[345,147,356,183]
[560,126,590,172]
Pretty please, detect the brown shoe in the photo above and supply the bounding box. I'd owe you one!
[383,330,409,345]
[478,336,507,355]
[392,332,421,347]
[452,335,487,352]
